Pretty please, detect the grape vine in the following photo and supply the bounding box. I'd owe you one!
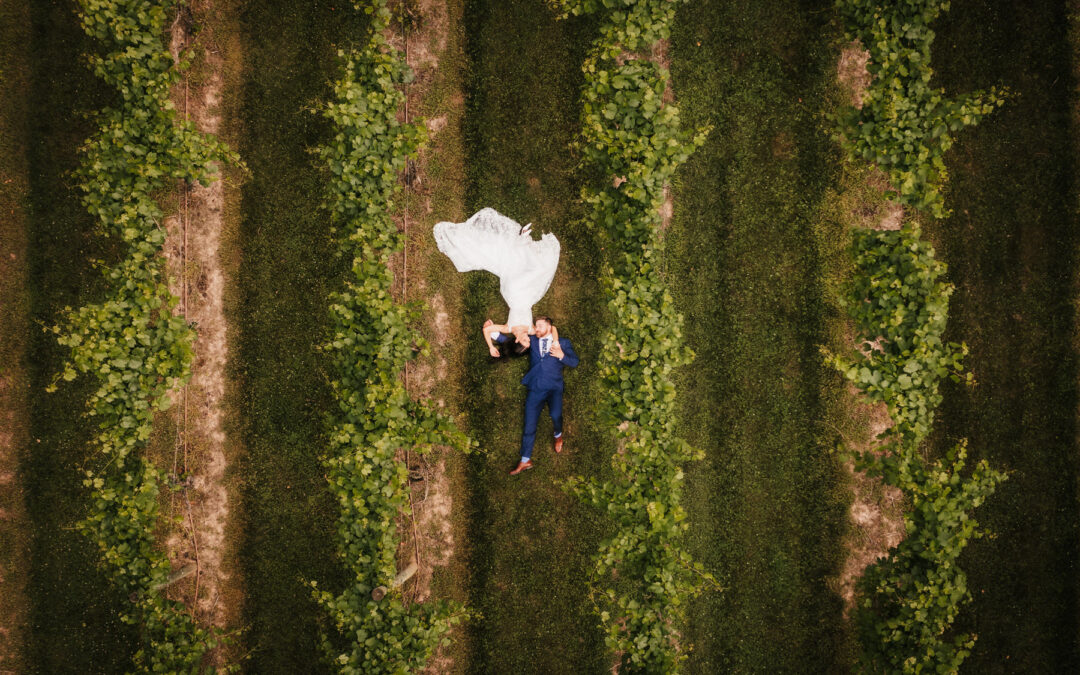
[834,0,1008,218]
[830,225,969,445]
[833,2,1008,672]
[829,224,1007,673]
[51,0,237,671]
[553,1,716,671]
[308,3,474,672]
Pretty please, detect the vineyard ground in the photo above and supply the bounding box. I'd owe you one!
[18,1,136,670]
[391,0,473,671]
[158,0,247,663]
[670,0,851,670]
[6,1,1080,673]
[228,1,371,670]
[459,1,611,672]
[931,0,1080,670]
[0,1,32,671]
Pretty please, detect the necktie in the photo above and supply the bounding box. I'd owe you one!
[541,337,550,357]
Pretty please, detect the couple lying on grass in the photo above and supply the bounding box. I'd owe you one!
[435,208,579,475]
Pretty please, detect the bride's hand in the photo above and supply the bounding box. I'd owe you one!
[489,346,501,358]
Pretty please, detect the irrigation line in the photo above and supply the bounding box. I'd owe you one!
[397,0,424,605]
[170,15,202,620]
[172,195,182,521]
[182,68,202,616]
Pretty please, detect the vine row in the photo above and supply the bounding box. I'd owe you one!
[308,3,473,672]
[832,1,1008,672]
[834,0,1008,218]
[830,225,1006,672]
[51,0,236,670]
[553,1,716,671]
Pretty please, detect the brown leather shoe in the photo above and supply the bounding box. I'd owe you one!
[554,436,564,454]
[509,459,533,475]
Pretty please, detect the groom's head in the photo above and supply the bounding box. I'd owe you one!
[534,316,552,337]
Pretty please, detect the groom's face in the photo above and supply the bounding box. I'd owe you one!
[534,319,551,337]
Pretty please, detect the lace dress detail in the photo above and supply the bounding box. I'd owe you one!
[434,207,560,328]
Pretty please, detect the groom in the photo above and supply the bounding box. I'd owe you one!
[504,316,578,475]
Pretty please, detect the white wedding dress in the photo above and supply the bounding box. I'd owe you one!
[433,207,560,328]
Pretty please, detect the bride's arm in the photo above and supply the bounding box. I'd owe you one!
[550,325,565,359]
[484,320,509,357]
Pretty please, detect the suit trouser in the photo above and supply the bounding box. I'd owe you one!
[520,387,563,461]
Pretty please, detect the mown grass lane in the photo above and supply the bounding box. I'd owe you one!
[460,1,608,671]
[21,1,134,670]
[932,1,1080,670]
[670,1,850,670]
[231,2,368,670]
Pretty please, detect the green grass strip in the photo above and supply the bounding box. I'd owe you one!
[928,0,1080,669]
[460,1,609,671]
[668,1,851,670]
[230,2,368,670]
[21,1,137,669]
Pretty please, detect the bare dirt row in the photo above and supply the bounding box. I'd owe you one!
[162,0,242,656]
[831,44,905,616]
[386,1,472,670]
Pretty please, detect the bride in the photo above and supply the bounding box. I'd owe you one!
[433,208,559,356]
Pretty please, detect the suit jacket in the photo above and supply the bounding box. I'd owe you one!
[520,335,578,392]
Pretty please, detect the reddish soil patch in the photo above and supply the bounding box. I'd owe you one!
[410,457,455,603]
[365,8,469,670]
[838,44,871,109]
[0,377,29,674]
[830,43,908,616]
[833,401,905,614]
[386,3,472,671]
[393,0,461,604]
[876,202,904,230]
[162,0,237,649]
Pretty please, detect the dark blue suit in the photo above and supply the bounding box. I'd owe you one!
[496,333,579,460]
